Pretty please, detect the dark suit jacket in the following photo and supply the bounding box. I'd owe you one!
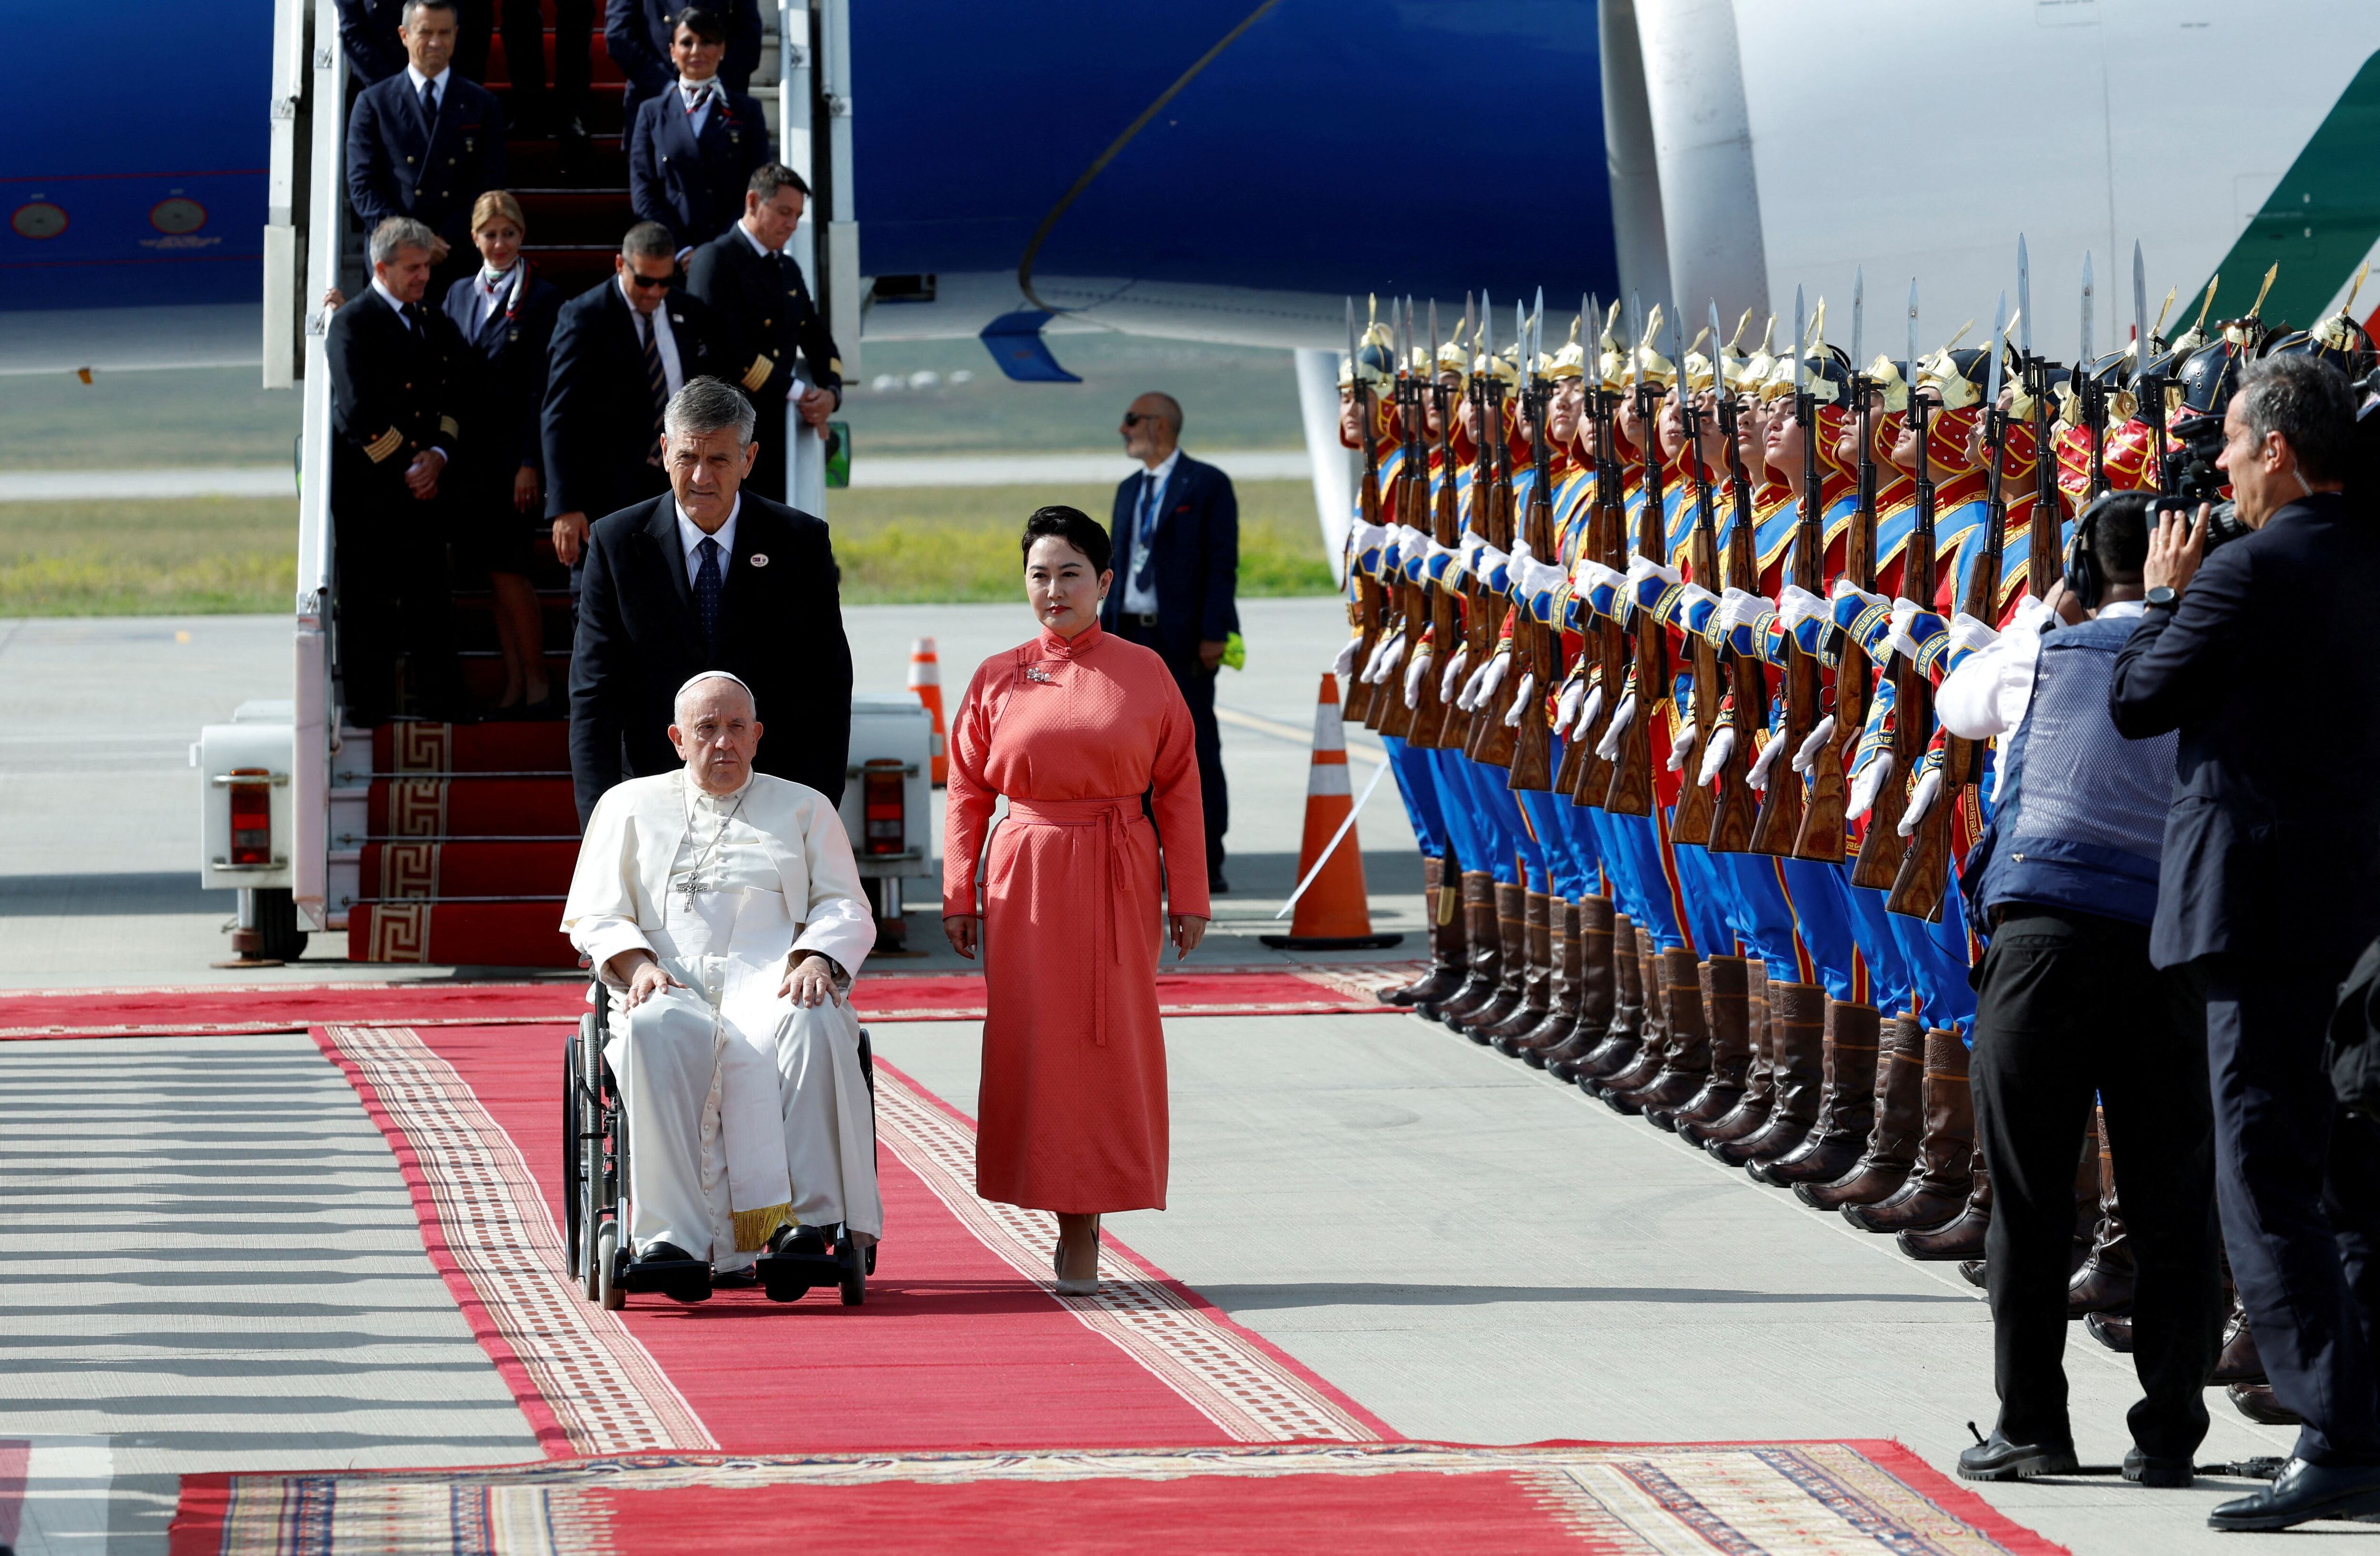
[1100,453,1240,663]
[345,71,507,255]
[683,225,843,414]
[441,267,562,485]
[604,0,761,107]
[2110,491,2380,967]
[568,492,853,821]
[627,86,770,251]
[326,286,467,503]
[541,278,723,522]
[336,0,407,85]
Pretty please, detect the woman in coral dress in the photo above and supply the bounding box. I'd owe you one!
[943,506,1210,1294]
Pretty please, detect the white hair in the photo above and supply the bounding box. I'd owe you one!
[674,670,756,724]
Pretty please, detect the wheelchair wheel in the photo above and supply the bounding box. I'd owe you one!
[563,1031,585,1285]
[597,1222,623,1310]
[837,1234,866,1307]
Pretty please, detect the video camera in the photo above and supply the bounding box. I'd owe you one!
[2158,417,2252,552]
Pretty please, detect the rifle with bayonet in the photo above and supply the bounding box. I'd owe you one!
[1466,299,1522,768]
[2019,237,2060,600]
[1797,289,1868,862]
[1406,299,1460,749]
[1850,282,1936,889]
[1375,298,1422,740]
[1706,306,1768,854]
[1343,297,1386,725]
[1601,297,1667,817]
[1507,300,1557,792]
[1567,297,1628,810]
[1890,291,2010,919]
[2081,252,2109,502]
[1670,320,1725,848]
[1753,289,1820,856]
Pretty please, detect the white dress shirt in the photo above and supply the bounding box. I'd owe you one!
[738,223,811,404]
[620,274,686,394]
[404,62,454,113]
[370,276,415,325]
[675,496,741,588]
[1936,597,2145,798]
[1121,448,1181,615]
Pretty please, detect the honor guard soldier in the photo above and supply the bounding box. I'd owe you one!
[684,163,844,506]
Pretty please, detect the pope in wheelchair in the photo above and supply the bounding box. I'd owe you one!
[562,670,881,1305]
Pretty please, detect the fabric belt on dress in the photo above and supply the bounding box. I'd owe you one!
[1004,795,1142,1044]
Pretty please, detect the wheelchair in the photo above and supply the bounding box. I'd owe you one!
[563,979,879,1309]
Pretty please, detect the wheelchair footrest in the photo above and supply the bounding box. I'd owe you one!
[754,1250,846,1302]
[616,1256,711,1302]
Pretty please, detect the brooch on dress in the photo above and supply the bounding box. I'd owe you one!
[1023,665,1055,683]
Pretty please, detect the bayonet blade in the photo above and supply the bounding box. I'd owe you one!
[1850,268,1863,376]
[1709,300,1726,388]
[1627,290,1643,387]
[1906,278,1919,400]
[1428,297,1441,372]
[2132,239,2149,388]
[2080,251,2094,365]
[1987,291,2006,407]
[2018,235,2032,358]
[1345,296,1358,377]
[1533,286,1546,368]
[1794,284,1808,393]
[1482,292,1494,362]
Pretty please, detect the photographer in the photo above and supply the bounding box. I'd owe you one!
[1945,494,2218,1490]
[2111,353,2380,1531]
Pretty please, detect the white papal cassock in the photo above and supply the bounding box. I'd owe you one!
[562,769,880,1266]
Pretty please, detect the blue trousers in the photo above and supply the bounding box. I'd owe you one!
[1892,887,1978,1038]
[1380,734,1448,860]
[1601,808,1687,951]
[1842,880,1918,1019]
[1777,856,1862,1004]
[1451,753,1544,891]
[1514,736,1600,900]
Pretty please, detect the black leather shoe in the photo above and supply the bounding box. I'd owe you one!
[1957,1259,1987,1289]
[2208,1457,2380,1531]
[1956,1430,2078,1482]
[2123,1447,2193,1488]
[624,1240,711,1303]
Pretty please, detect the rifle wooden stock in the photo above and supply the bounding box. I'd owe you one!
[1408,451,1465,749]
[1374,460,1423,740]
[1671,438,1724,849]
[1750,393,1821,857]
[1567,400,1628,809]
[1505,475,1558,792]
[1706,414,1765,855]
[1343,437,1385,725]
[1466,396,1521,769]
[1601,392,1668,818]
[2027,384,2060,600]
[1850,408,1936,892]
[1795,386,1879,863]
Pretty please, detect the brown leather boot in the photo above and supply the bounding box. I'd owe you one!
[1545,897,1616,1080]
[1484,892,1556,1049]
[1897,1150,1991,1258]
[1423,872,1501,1025]
[1750,1001,1882,1186]
[1590,930,1672,1096]
[1450,882,1529,1039]
[2213,1292,2265,1384]
[1609,949,1711,1114]
[1709,981,1824,1165]
[2068,1120,2135,1315]
[1843,1028,1973,1231]
[1651,955,1750,1132]
[1797,1014,1925,1209]
[1383,855,1467,1007]
[1506,900,1582,1062]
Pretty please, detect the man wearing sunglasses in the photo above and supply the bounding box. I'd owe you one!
[543,221,726,572]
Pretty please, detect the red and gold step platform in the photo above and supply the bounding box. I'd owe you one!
[346,722,583,968]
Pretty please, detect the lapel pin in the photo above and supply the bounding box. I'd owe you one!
[749,553,769,567]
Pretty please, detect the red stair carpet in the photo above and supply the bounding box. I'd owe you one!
[347,722,583,968]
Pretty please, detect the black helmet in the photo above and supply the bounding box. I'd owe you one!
[2260,322,2366,380]
[2172,340,2242,427]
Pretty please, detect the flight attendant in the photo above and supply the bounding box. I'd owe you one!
[941,506,1210,1296]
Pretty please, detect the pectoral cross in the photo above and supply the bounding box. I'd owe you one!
[672,873,712,908]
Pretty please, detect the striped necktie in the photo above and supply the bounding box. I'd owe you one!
[693,536,724,644]
[640,312,668,461]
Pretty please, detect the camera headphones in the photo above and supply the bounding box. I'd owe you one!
[2065,491,2122,612]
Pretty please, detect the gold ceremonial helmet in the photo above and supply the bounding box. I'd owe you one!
[1866,354,1909,414]
[1915,322,1980,409]
[1733,314,1777,396]
[1594,300,1628,390]
[1679,327,1716,395]
[1628,304,1675,388]
[1434,324,1473,382]
[2313,262,2373,353]
[1471,340,1520,387]
[1338,313,1398,395]
[1541,316,1586,382]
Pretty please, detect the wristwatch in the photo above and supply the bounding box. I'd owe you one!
[2144,585,2180,610]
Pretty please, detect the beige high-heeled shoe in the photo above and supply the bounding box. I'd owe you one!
[1053,1215,1101,1296]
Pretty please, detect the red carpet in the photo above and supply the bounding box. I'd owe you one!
[170,1441,2072,1556]
[0,965,1421,1039]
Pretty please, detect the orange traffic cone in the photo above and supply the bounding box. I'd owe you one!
[909,636,948,785]
[1259,674,1405,951]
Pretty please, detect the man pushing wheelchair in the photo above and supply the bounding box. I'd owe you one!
[562,669,880,1305]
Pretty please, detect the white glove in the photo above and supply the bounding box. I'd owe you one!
[1577,559,1627,604]
[1501,671,1537,726]
[1624,554,1683,593]
[1594,693,1638,762]
[1674,581,1721,625]
[1792,714,1838,775]
[1395,523,1430,567]
[1776,584,1829,634]
[1477,543,1511,585]
[1845,751,1894,821]
[1332,637,1359,678]
[1365,630,1407,684]
[1556,676,1586,732]
[1403,648,1433,709]
[1572,684,1605,740]
[1466,650,1511,711]
[1439,644,1470,703]
[1425,536,1462,578]
[1897,765,1941,837]
[1696,723,1737,787]
[1748,728,1785,791]
[1513,555,1569,602]
[2004,592,2053,638]
[1947,612,2000,659]
[1883,597,1924,664]
[1666,718,1701,773]
[1350,521,1390,565]
[1831,576,1888,612]
[1456,532,1489,583]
